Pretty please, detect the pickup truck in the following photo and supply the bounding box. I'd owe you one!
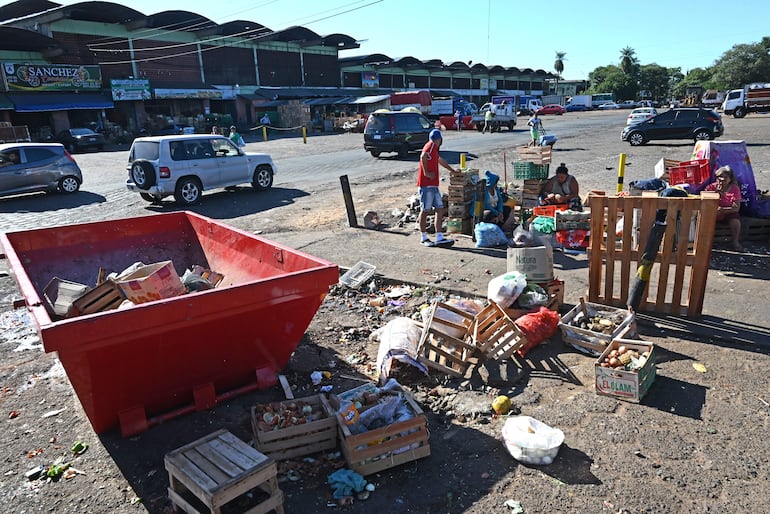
[721,83,770,118]
[471,102,517,132]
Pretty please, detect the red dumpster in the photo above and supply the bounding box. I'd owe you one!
[0,212,338,436]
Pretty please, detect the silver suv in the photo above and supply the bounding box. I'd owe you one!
[125,134,277,205]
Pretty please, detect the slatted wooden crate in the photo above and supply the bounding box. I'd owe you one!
[450,168,479,185]
[448,184,476,203]
[587,192,718,316]
[251,395,337,460]
[559,300,637,354]
[70,279,125,316]
[417,301,477,377]
[521,179,548,209]
[447,201,471,219]
[473,301,529,360]
[714,216,770,242]
[445,217,473,234]
[516,145,552,164]
[336,392,430,476]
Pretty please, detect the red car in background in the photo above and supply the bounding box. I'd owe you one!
[536,104,566,115]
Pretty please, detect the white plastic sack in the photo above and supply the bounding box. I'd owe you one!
[502,416,564,465]
[487,271,528,309]
[373,317,428,384]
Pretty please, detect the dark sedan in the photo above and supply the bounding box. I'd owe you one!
[54,128,106,153]
[565,103,589,112]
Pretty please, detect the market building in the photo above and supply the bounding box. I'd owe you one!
[0,1,555,142]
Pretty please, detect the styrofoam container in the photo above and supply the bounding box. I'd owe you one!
[502,416,564,465]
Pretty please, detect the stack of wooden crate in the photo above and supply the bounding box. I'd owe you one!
[446,168,481,235]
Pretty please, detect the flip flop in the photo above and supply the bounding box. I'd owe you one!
[434,239,455,248]
[421,239,435,247]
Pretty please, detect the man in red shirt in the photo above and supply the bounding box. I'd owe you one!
[418,129,458,246]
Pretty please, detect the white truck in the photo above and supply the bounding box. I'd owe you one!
[471,102,517,132]
[721,83,770,118]
[565,94,592,110]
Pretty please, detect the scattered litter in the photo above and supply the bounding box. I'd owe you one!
[385,286,412,298]
[41,408,66,419]
[339,262,376,289]
[8,410,20,419]
[328,468,368,499]
[692,362,707,373]
[320,385,333,392]
[504,499,524,512]
[70,441,88,455]
[310,371,323,385]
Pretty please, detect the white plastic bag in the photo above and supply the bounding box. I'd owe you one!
[502,416,564,465]
[373,318,427,383]
[487,271,528,309]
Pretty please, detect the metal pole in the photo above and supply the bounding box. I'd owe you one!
[262,125,267,142]
[339,175,358,228]
[302,126,307,144]
[617,153,626,193]
[460,153,466,169]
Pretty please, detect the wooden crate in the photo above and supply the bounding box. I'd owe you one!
[417,301,477,377]
[504,279,564,320]
[558,300,636,354]
[251,395,337,460]
[445,217,473,235]
[473,301,529,360]
[587,192,718,316]
[516,145,552,164]
[70,279,125,316]
[450,168,479,185]
[165,429,284,514]
[336,392,430,476]
[595,339,656,403]
[447,184,476,203]
[447,201,471,218]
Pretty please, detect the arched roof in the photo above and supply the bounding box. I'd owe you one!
[488,65,505,73]
[267,25,320,43]
[338,54,392,66]
[54,2,145,24]
[446,61,470,70]
[470,63,488,72]
[311,33,359,50]
[144,10,216,31]
[0,0,58,22]
[394,56,422,67]
[421,59,444,68]
[506,67,521,74]
[0,26,63,53]
[206,20,271,38]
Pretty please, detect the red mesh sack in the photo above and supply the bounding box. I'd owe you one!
[514,306,560,358]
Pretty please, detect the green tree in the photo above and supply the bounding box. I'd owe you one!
[587,65,636,99]
[711,39,770,88]
[554,51,566,77]
[638,64,671,100]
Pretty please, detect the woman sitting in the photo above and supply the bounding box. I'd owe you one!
[483,170,513,228]
[704,165,743,252]
[539,163,582,211]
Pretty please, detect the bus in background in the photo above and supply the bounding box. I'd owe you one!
[591,93,616,109]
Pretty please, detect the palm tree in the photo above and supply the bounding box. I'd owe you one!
[554,51,566,94]
[619,47,637,75]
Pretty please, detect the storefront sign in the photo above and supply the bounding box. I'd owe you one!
[153,88,224,99]
[111,79,151,101]
[362,71,379,89]
[3,63,102,91]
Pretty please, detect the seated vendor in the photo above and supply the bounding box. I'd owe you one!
[539,163,582,211]
[483,170,513,228]
[704,165,743,252]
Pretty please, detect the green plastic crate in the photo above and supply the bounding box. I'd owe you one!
[513,162,550,180]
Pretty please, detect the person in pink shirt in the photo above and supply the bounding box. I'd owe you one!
[705,165,743,252]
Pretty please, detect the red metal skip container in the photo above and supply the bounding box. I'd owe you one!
[0,212,338,436]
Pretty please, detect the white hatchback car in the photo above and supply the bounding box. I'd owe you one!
[626,107,658,125]
[125,134,277,205]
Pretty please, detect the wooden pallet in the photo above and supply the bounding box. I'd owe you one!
[713,216,770,243]
[516,145,552,164]
[587,192,718,316]
[417,301,477,377]
[473,301,529,360]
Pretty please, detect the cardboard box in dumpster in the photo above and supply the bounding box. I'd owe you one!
[506,245,554,283]
[43,277,89,318]
[595,339,656,402]
[117,261,185,304]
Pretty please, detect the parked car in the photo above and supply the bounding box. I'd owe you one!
[597,102,620,110]
[621,108,723,146]
[626,107,658,125]
[618,100,637,109]
[363,110,432,158]
[636,100,654,108]
[565,103,589,112]
[125,134,277,205]
[52,127,106,153]
[535,104,566,115]
[0,143,83,197]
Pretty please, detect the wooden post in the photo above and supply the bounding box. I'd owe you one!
[262,125,267,141]
[339,175,358,228]
[460,153,466,169]
[302,126,307,144]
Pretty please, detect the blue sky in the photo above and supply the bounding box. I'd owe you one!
[52,0,769,80]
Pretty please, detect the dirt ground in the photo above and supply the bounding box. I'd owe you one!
[2,191,770,514]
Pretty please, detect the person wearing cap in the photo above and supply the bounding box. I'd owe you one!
[417,128,457,247]
[483,170,513,228]
[540,163,582,211]
[229,125,245,147]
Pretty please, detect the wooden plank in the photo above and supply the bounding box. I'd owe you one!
[278,375,294,400]
[619,198,636,304]
[587,194,606,302]
[689,194,719,315]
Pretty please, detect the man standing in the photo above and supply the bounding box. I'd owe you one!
[418,129,457,247]
[482,107,494,134]
[455,109,462,131]
[527,112,542,147]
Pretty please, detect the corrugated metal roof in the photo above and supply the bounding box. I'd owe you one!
[350,94,391,104]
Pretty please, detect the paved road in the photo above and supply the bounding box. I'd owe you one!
[1,110,768,234]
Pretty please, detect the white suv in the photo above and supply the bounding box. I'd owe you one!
[125,134,277,205]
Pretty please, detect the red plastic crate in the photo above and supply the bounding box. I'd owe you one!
[533,205,568,217]
[669,159,710,186]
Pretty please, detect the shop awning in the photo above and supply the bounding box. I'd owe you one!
[8,92,114,112]
[304,97,348,106]
[0,93,13,110]
[253,99,288,108]
[350,94,392,105]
